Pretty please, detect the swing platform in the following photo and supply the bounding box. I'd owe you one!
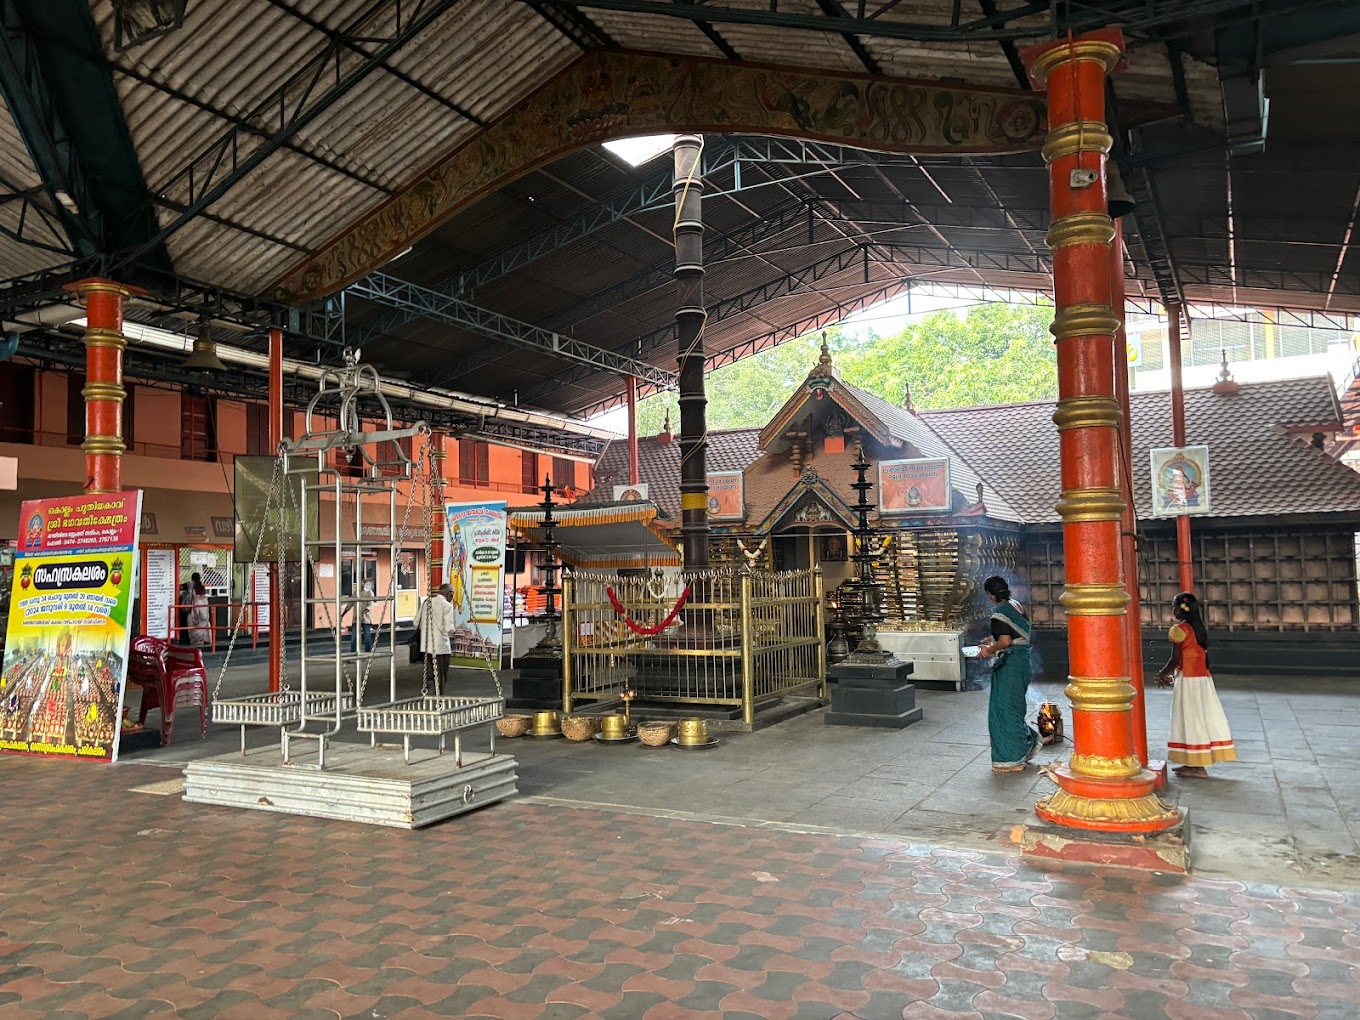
[183,738,518,829]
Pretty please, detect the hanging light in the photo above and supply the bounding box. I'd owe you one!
[183,319,227,373]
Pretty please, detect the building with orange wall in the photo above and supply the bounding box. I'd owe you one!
[0,364,591,645]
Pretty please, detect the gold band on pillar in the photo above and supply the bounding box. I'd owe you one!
[81,435,126,456]
[1028,39,1124,85]
[1050,303,1121,341]
[1038,789,1182,825]
[1059,582,1130,616]
[1040,121,1115,163]
[1052,395,1121,431]
[1069,752,1143,778]
[81,382,127,403]
[1064,675,1137,712]
[1046,212,1116,250]
[1056,487,1125,523]
[82,328,127,351]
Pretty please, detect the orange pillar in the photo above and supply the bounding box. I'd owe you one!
[1022,30,1179,833]
[1110,228,1148,764]
[626,376,640,486]
[428,431,447,590]
[268,326,285,694]
[63,279,140,493]
[1166,301,1195,592]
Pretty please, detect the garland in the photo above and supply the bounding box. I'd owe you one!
[606,585,691,636]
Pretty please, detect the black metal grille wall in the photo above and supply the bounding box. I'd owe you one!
[1022,528,1360,633]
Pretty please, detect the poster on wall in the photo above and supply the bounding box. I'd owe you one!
[444,501,508,668]
[879,458,952,514]
[252,566,271,630]
[613,483,650,502]
[143,546,176,639]
[706,472,744,521]
[1,491,144,762]
[1150,445,1211,517]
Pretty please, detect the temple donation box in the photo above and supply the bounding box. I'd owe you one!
[876,630,966,691]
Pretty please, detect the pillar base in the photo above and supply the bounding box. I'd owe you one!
[1146,757,1169,791]
[1011,806,1190,873]
[1035,764,1183,834]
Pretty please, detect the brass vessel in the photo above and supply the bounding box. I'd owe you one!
[676,718,709,746]
[599,713,630,739]
[530,710,560,736]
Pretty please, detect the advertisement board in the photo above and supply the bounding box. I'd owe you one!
[1,491,144,762]
[444,501,508,667]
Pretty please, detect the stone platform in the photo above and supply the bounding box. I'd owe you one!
[183,742,518,829]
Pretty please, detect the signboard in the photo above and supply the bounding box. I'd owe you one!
[143,546,176,639]
[445,501,508,668]
[879,458,952,514]
[1,491,143,762]
[706,472,744,521]
[251,566,271,630]
[233,455,317,562]
[1150,445,1211,517]
[613,483,649,502]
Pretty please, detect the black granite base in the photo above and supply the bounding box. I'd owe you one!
[507,658,563,709]
[825,658,923,729]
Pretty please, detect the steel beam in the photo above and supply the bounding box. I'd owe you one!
[347,272,677,388]
[114,0,464,271]
[0,0,100,255]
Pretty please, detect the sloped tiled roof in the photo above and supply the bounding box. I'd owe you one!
[589,429,763,518]
[922,376,1360,524]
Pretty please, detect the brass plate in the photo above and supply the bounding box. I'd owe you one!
[670,736,720,750]
[592,732,638,745]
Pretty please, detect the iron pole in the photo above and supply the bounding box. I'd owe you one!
[673,134,709,569]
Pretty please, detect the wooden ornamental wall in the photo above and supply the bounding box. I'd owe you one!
[1022,527,1360,632]
[876,528,1020,627]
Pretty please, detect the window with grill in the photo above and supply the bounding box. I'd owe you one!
[459,439,489,486]
[246,403,270,456]
[521,451,539,494]
[181,393,217,461]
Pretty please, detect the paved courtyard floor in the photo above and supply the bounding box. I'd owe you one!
[0,660,1356,1018]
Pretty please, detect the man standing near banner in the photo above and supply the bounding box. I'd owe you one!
[417,583,455,692]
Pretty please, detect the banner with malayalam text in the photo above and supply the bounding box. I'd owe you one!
[444,501,507,668]
[2,491,143,762]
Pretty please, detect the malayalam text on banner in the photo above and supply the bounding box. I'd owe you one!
[878,458,952,514]
[444,501,507,667]
[2,491,144,762]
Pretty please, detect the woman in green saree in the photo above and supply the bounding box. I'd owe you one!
[978,575,1040,773]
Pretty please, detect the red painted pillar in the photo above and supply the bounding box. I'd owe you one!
[268,326,284,694]
[1022,30,1179,833]
[625,376,640,486]
[429,431,447,590]
[1167,301,1195,592]
[1110,228,1148,764]
[64,279,141,493]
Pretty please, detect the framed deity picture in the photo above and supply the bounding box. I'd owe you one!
[1150,445,1211,517]
[818,534,848,562]
[878,457,951,514]
[706,471,744,521]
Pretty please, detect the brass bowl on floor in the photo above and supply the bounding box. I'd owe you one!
[529,710,561,737]
[637,721,674,747]
[599,713,630,740]
[675,718,709,746]
[561,715,599,741]
[496,714,532,738]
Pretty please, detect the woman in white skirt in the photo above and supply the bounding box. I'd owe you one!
[1156,592,1236,777]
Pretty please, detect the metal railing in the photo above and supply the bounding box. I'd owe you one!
[167,600,290,651]
[562,567,825,726]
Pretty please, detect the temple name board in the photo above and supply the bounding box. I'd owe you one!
[879,458,951,514]
[707,472,744,521]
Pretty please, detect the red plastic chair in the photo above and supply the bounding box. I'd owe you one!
[165,645,210,741]
[128,636,172,744]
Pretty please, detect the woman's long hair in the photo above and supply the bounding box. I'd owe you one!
[1174,591,1210,665]
[983,575,1011,602]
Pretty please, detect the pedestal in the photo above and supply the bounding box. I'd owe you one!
[507,654,563,710]
[1011,805,1191,873]
[825,658,922,729]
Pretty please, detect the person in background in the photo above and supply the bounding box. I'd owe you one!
[177,578,191,641]
[416,583,455,692]
[187,573,212,646]
[977,575,1039,773]
[1157,592,1236,777]
[348,582,376,654]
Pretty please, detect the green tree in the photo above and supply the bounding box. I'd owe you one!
[632,303,1058,434]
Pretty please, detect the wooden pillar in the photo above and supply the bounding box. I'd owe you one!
[626,375,640,485]
[1110,228,1148,764]
[268,325,284,693]
[1167,301,1195,592]
[1022,30,1179,833]
[63,279,139,494]
[429,431,447,590]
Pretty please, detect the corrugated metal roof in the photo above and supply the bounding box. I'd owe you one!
[0,99,67,280]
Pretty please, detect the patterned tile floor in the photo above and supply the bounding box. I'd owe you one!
[1,756,1357,1020]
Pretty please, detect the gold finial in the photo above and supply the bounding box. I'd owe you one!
[903,383,916,414]
[662,406,672,432]
[818,331,833,367]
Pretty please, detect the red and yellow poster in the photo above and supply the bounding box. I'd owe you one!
[879,458,952,515]
[1,492,143,762]
[706,471,744,521]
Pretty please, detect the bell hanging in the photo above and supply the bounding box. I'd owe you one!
[1106,162,1136,220]
[183,320,227,373]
